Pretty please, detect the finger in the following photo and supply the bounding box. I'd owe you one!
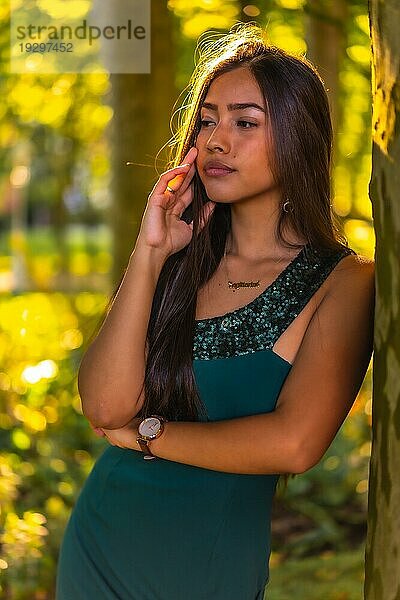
[160,148,197,194]
[168,165,197,216]
[175,162,196,197]
[156,164,192,193]
[180,146,197,165]
[166,159,196,195]
[164,172,188,195]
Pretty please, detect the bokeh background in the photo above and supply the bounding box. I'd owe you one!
[0,1,374,598]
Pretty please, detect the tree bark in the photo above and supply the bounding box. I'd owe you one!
[303,0,348,179]
[365,1,400,598]
[109,0,177,286]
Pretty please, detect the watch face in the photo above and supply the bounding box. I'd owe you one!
[139,417,161,438]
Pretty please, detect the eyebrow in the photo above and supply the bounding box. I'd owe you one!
[201,102,266,113]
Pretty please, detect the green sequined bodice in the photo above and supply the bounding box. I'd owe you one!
[193,243,356,361]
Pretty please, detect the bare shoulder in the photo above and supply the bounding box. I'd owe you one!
[331,250,374,275]
[324,251,375,301]
[314,250,375,353]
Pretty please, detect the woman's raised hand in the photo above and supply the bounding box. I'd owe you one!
[136,147,216,258]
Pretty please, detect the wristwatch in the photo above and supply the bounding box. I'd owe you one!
[136,415,168,460]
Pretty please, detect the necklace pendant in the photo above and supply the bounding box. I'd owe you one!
[228,280,260,291]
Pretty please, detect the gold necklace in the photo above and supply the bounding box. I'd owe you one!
[223,245,286,292]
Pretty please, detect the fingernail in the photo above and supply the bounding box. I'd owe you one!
[179,163,191,167]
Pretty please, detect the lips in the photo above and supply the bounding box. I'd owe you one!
[204,160,235,176]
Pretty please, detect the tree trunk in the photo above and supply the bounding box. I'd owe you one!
[109,0,177,287]
[365,1,400,598]
[51,136,77,291]
[303,0,348,185]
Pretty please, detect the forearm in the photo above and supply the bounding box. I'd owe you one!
[148,411,303,475]
[78,242,167,429]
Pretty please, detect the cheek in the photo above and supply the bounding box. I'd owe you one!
[195,130,206,148]
[194,138,207,164]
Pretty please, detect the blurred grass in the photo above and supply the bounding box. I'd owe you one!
[265,545,364,599]
[1,226,112,292]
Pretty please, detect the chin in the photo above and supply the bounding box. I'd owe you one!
[200,183,235,203]
[210,187,252,202]
[204,192,234,204]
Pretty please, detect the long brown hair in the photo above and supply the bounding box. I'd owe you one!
[136,23,349,423]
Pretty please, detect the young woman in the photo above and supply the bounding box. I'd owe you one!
[56,23,375,600]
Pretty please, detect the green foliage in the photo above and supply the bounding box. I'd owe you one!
[266,545,365,599]
[0,224,112,291]
[0,5,112,237]
[0,292,109,598]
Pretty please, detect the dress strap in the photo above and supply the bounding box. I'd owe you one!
[268,244,356,349]
[193,245,356,361]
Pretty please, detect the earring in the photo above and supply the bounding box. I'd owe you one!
[283,199,292,213]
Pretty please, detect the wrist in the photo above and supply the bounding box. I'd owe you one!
[132,241,170,266]
[148,421,169,456]
[127,245,168,288]
[136,415,168,459]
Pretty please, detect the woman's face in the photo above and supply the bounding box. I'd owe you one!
[195,66,279,205]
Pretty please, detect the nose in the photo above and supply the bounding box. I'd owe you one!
[205,122,231,153]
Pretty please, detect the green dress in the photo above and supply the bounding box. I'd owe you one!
[56,243,355,600]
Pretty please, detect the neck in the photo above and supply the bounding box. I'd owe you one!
[226,194,303,261]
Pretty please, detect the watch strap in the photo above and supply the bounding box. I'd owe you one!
[137,438,156,460]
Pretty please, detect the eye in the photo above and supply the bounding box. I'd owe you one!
[199,119,257,129]
[200,119,214,127]
[237,121,257,129]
